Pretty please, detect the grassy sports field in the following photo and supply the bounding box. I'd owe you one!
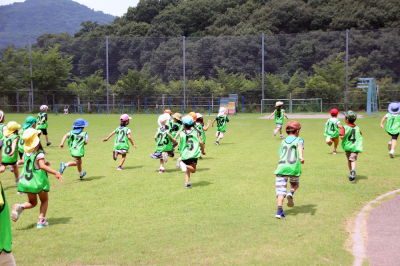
[2,112,399,265]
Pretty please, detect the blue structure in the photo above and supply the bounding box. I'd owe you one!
[357,78,378,117]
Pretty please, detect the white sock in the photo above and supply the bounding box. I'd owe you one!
[16,162,19,165]
[389,141,392,144]
[390,149,395,153]
[159,167,164,170]
[65,163,69,167]
[79,172,83,175]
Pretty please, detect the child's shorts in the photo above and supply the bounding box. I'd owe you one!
[149,150,174,159]
[1,161,17,166]
[41,129,48,135]
[182,158,198,166]
[331,137,339,146]
[345,152,358,162]
[276,124,283,129]
[115,149,129,154]
[388,133,399,140]
[276,175,300,197]
[216,131,225,139]
[73,157,82,163]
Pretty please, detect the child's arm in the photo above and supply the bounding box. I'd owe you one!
[8,137,18,157]
[59,133,69,148]
[203,120,211,131]
[154,132,158,141]
[380,116,387,129]
[38,159,63,181]
[127,133,137,149]
[284,113,289,119]
[211,118,216,127]
[268,111,275,120]
[102,130,116,142]
[84,133,88,145]
[298,142,304,164]
[168,132,177,143]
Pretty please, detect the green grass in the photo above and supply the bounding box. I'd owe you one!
[2,112,398,265]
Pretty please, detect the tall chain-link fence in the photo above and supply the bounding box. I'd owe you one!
[1,29,400,114]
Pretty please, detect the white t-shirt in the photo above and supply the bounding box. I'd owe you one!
[328,118,341,125]
[25,152,45,169]
[385,113,398,118]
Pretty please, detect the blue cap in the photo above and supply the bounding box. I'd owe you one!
[182,115,194,125]
[72,118,89,128]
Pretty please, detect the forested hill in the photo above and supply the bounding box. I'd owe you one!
[72,0,400,38]
[0,0,114,48]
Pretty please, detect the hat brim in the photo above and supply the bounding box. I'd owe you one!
[24,137,40,153]
[4,125,21,137]
[72,121,89,127]
[173,115,182,121]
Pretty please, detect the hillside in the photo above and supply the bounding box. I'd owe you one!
[0,0,115,48]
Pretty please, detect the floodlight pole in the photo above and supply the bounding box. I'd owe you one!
[29,37,33,112]
[345,29,349,111]
[183,36,186,110]
[262,33,265,100]
[106,36,109,113]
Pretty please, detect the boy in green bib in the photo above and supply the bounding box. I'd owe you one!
[0,181,16,265]
[274,121,304,219]
[380,102,400,158]
[150,114,176,173]
[11,128,63,228]
[37,105,51,146]
[103,114,137,170]
[176,115,205,187]
[170,113,183,150]
[268,101,289,138]
[195,113,210,157]
[340,111,363,181]
[0,122,21,185]
[59,119,89,179]
[212,107,229,145]
[324,108,342,154]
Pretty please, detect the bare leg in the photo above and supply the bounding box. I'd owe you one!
[38,192,49,218]
[0,165,5,173]
[160,159,164,168]
[13,165,19,180]
[120,154,126,166]
[185,171,191,183]
[391,139,397,150]
[23,193,38,210]
[351,161,356,171]
[186,164,196,173]
[77,160,82,173]
[347,161,352,171]
[277,195,284,207]
[45,135,49,143]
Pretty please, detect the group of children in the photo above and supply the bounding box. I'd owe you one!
[269,101,366,218]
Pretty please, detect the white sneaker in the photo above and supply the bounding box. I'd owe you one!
[162,152,168,163]
[180,161,187,172]
[280,134,284,138]
[326,136,331,143]
[388,142,392,151]
[390,150,395,158]
[176,157,182,168]
[287,192,294,207]
[273,129,277,136]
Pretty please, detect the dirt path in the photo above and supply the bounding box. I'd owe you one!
[351,189,400,266]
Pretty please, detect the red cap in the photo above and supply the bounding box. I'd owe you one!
[286,121,301,132]
[164,109,172,114]
[330,108,339,116]
[188,112,197,121]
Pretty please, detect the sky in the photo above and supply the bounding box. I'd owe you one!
[0,0,140,16]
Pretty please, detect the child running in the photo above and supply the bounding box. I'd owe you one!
[102,114,137,170]
[150,113,175,173]
[274,121,304,219]
[195,113,211,156]
[380,102,400,158]
[11,128,63,228]
[0,181,16,265]
[176,115,206,187]
[15,116,37,167]
[169,113,183,150]
[324,108,342,154]
[36,105,51,146]
[0,122,21,185]
[340,111,363,181]
[212,107,229,145]
[59,119,89,179]
[268,101,289,138]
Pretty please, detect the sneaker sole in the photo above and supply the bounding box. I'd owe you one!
[275,215,285,219]
[162,153,168,163]
[287,195,294,207]
[388,143,392,151]
[11,204,21,222]
[390,153,395,158]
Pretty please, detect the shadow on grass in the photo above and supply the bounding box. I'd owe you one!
[191,181,212,187]
[214,142,234,145]
[121,165,143,170]
[284,204,318,216]
[16,217,72,230]
[352,175,368,183]
[80,175,106,182]
[198,157,214,160]
[3,185,17,192]
[196,167,210,172]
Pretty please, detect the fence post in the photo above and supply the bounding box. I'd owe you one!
[182,101,185,115]
[169,97,171,110]
[80,105,82,115]
[131,102,133,115]
[156,101,158,115]
[145,98,147,115]
[121,100,123,114]
[208,101,210,116]
[74,100,76,114]
[98,100,100,114]
[242,96,245,113]
[55,104,57,115]
[106,105,108,115]
[193,97,195,112]
[218,97,220,111]
[106,36,109,115]
[262,33,265,100]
